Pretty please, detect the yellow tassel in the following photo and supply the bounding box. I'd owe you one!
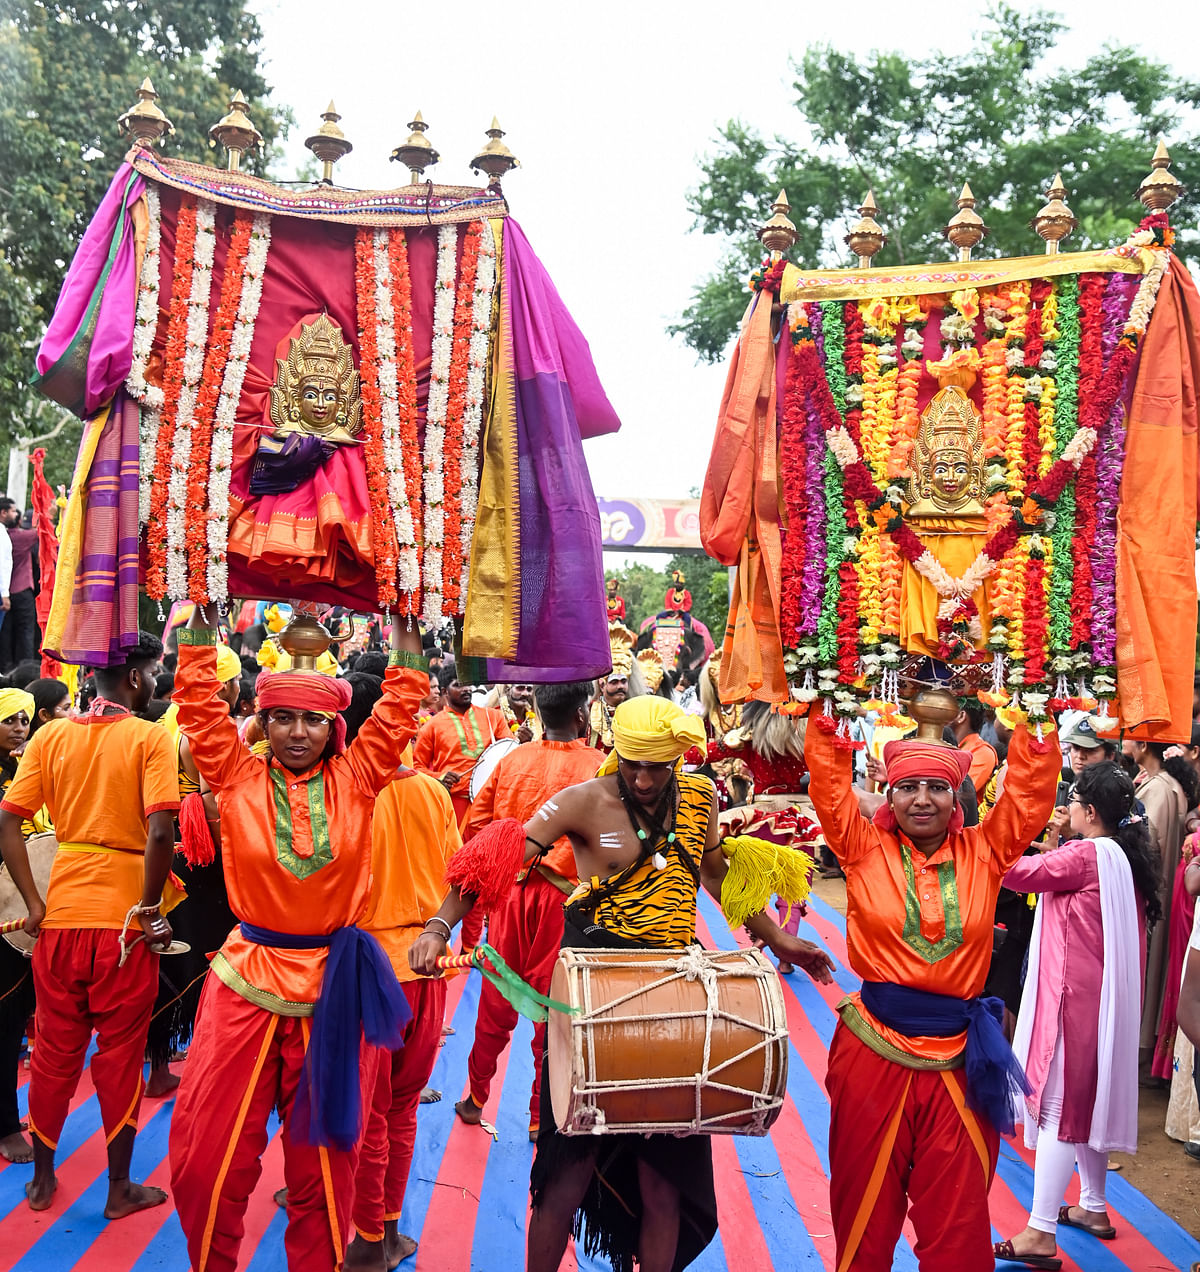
[718,835,814,929]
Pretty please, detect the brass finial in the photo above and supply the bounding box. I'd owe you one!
[757,189,798,259]
[845,190,886,267]
[390,111,440,185]
[943,182,989,262]
[209,90,263,172]
[470,117,520,188]
[1031,172,1077,254]
[305,101,353,184]
[1137,139,1184,212]
[117,77,174,147]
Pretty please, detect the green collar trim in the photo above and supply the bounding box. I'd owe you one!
[900,839,963,964]
[271,765,334,880]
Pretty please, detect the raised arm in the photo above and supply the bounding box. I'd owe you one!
[343,621,428,796]
[980,721,1062,872]
[805,719,876,865]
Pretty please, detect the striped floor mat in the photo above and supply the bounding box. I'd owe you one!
[3,893,1197,1271]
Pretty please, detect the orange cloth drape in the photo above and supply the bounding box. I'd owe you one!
[1117,266,1200,742]
[700,293,786,702]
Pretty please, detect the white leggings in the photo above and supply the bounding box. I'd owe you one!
[1029,1036,1109,1234]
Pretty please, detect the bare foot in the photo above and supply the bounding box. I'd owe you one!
[104,1180,168,1219]
[145,1067,181,1099]
[343,1233,387,1270]
[454,1095,483,1125]
[441,1024,455,1036]
[274,1186,288,1208]
[0,1130,33,1163]
[386,1232,417,1267]
[25,1172,57,1210]
[419,1087,441,1104]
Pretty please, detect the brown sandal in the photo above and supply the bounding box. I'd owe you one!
[992,1239,1062,1270]
[1057,1204,1116,1240]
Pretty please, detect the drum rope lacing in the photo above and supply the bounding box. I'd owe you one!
[567,948,788,1136]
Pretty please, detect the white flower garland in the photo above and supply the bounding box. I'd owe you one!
[205,213,271,605]
[459,219,496,597]
[164,198,216,600]
[422,224,458,626]
[131,184,163,529]
[372,229,421,601]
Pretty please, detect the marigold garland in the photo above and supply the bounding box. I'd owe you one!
[385,229,423,606]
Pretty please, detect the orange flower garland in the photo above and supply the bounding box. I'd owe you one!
[186,209,253,602]
[145,196,197,600]
[440,221,482,614]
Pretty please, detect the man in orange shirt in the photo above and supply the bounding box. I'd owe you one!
[454,680,602,1138]
[951,700,999,801]
[807,714,1060,1272]
[0,631,180,1221]
[168,609,426,1272]
[413,668,512,826]
[339,679,462,1271]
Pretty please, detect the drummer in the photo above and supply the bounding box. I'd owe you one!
[411,695,834,1272]
[0,632,180,1220]
[0,687,42,1163]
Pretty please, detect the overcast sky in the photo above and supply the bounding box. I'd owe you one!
[247,0,1190,512]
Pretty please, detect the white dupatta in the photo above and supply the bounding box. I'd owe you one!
[1011,836,1140,1153]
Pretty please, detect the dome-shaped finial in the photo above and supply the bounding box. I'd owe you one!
[470,117,520,189]
[1031,172,1077,254]
[305,100,353,184]
[845,190,886,267]
[757,189,798,259]
[1137,139,1184,213]
[943,182,989,262]
[117,77,174,147]
[390,111,440,185]
[209,90,263,172]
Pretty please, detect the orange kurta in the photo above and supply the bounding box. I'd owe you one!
[959,731,999,800]
[1,714,180,927]
[806,720,1059,1062]
[462,738,605,883]
[412,704,512,819]
[173,635,425,1011]
[362,769,462,981]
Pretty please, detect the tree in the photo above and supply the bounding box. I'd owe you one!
[674,6,1200,361]
[0,2,293,491]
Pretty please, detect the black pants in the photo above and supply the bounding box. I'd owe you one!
[0,588,38,670]
[0,939,35,1138]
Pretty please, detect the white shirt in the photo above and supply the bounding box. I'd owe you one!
[0,527,12,597]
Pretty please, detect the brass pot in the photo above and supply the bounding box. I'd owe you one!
[905,688,960,744]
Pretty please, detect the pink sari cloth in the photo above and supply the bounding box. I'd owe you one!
[1153,833,1199,1078]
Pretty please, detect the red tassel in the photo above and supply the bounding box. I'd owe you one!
[444,817,526,908]
[178,792,215,867]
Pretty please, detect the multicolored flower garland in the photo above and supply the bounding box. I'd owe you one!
[777,219,1171,724]
[422,224,459,627]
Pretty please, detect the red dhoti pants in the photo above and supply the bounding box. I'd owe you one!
[28,928,157,1149]
[466,872,565,1123]
[352,976,447,1241]
[825,1021,998,1272]
[170,975,369,1272]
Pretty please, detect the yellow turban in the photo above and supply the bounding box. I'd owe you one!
[215,644,243,684]
[597,696,707,776]
[0,688,35,724]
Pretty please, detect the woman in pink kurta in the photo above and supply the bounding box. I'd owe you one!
[994,762,1161,1269]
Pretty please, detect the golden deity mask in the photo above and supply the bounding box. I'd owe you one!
[269,313,363,445]
[906,383,985,519]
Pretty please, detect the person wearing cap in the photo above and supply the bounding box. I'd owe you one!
[143,641,245,1099]
[1061,713,1117,775]
[0,634,181,1220]
[806,709,1060,1272]
[168,606,427,1272]
[411,694,834,1272]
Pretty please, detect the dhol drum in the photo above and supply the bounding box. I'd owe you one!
[548,945,788,1137]
[0,831,58,956]
[469,735,520,801]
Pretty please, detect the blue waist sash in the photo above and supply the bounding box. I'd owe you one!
[239,922,412,1151]
[859,980,1029,1135]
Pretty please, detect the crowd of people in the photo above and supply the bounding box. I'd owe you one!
[0,592,1198,1272]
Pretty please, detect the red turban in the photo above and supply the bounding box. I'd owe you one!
[875,740,972,835]
[256,670,353,754]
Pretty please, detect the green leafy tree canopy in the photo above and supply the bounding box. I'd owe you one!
[0,1,292,490]
[675,5,1200,361]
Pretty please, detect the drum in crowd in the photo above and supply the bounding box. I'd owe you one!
[548,945,788,1137]
[469,735,520,801]
[0,831,58,955]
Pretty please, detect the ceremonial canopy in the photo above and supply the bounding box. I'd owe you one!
[703,158,1200,740]
[35,90,620,679]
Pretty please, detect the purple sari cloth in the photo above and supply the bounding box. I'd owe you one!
[51,390,143,666]
[34,164,144,418]
[482,221,619,682]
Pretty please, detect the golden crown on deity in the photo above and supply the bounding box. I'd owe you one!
[269,313,363,443]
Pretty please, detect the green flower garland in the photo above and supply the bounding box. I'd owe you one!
[1048,275,1080,670]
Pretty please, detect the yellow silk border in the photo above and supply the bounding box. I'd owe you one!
[44,399,112,656]
[462,218,520,661]
[780,246,1148,304]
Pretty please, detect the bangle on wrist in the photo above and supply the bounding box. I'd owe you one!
[423,917,453,941]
